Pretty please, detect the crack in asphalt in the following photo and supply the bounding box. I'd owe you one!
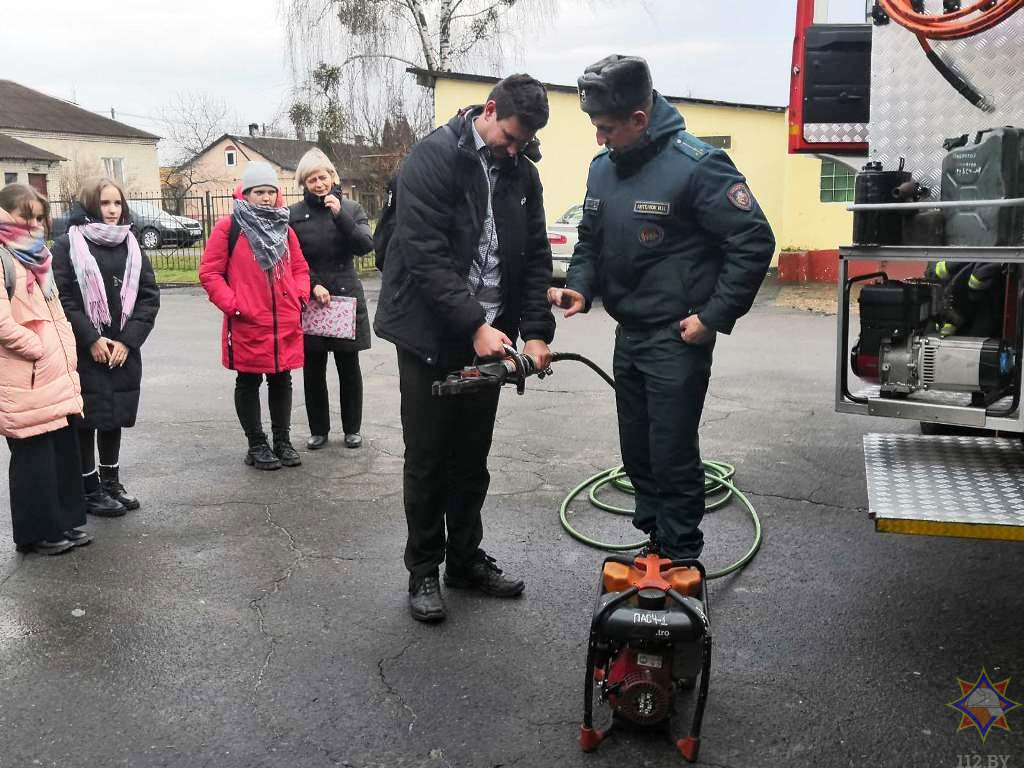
[526,717,579,729]
[249,505,306,697]
[701,409,736,427]
[377,641,419,735]
[745,489,864,513]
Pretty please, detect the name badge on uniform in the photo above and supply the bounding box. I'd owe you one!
[633,200,671,216]
[583,196,601,212]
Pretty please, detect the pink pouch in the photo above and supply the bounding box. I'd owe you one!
[301,296,357,340]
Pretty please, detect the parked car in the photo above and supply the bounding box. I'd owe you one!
[547,203,583,283]
[50,200,203,250]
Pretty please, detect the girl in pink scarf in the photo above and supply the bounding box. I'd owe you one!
[50,177,160,517]
[0,184,88,555]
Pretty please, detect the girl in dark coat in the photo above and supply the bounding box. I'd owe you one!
[289,148,374,450]
[51,177,160,516]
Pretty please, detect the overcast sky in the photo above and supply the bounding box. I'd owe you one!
[3,0,867,160]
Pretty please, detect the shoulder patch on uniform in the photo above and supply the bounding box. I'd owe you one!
[727,182,754,211]
[671,131,710,162]
[584,196,601,212]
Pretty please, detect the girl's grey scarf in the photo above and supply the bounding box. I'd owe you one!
[233,199,290,275]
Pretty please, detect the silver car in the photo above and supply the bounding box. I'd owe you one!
[547,203,583,283]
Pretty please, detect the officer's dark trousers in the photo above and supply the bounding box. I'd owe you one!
[613,323,713,558]
[397,347,500,585]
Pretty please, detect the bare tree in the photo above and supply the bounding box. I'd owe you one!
[159,93,235,198]
[282,0,555,142]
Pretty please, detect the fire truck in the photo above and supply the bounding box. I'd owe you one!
[789,0,1024,542]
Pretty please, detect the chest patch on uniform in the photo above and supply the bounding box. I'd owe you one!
[638,223,665,248]
[727,182,754,211]
[633,200,671,216]
[583,196,601,212]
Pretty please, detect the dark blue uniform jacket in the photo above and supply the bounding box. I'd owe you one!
[566,93,776,333]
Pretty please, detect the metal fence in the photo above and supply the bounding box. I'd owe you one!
[48,191,378,276]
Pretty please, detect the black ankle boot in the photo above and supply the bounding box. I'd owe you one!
[273,441,301,467]
[85,488,127,517]
[272,432,301,467]
[99,465,140,510]
[245,443,281,470]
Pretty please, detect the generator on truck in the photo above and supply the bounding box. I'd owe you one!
[790,0,1024,541]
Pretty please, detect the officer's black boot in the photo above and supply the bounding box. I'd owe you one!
[409,574,446,623]
[99,464,140,510]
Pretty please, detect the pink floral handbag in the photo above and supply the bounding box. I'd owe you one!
[301,296,358,339]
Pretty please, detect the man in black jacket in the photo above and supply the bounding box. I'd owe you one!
[374,74,555,623]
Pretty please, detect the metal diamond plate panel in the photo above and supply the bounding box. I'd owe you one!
[804,122,869,144]
[852,385,1013,409]
[871,2,1024,192]
[864,433,1024,527]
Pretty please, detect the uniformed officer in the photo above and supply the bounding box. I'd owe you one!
[548,55,775,560]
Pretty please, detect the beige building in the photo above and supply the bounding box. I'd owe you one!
[0,80,161,198]
[0,134,64,194]
[421,70,854,266]
[179,132,378,211]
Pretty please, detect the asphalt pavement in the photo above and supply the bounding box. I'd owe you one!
[1,276,1021,768]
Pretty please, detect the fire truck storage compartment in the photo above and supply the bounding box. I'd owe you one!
[802,24,872,126]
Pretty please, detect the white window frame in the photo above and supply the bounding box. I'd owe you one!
[225,149,237,167]
[102,157,126,184]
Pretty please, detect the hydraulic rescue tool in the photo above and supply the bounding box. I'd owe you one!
[433,347,758,762]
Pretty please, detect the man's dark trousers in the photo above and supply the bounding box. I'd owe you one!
[613,323,713,558]
[397,346,501,584]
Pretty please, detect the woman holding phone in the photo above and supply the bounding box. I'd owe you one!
[289,148,374,451]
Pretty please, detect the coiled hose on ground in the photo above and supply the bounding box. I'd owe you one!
[549,353,763,580]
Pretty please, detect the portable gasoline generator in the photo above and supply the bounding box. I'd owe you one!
[580,554,711,763]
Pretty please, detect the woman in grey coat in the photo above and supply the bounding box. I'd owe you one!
[289,149,373,450]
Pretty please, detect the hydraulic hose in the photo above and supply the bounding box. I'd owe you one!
[876,0,1024,110]
[878,0,1024,39]
[549,354,763,580]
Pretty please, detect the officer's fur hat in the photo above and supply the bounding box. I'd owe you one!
[577,55,653,117]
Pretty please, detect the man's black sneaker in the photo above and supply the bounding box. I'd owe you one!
[244,443,281,470]
[273,441,302,467]
[444,553,525,598]
[409,575,446,623]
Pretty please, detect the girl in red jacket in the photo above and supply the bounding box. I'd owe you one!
[199,162,310,470]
